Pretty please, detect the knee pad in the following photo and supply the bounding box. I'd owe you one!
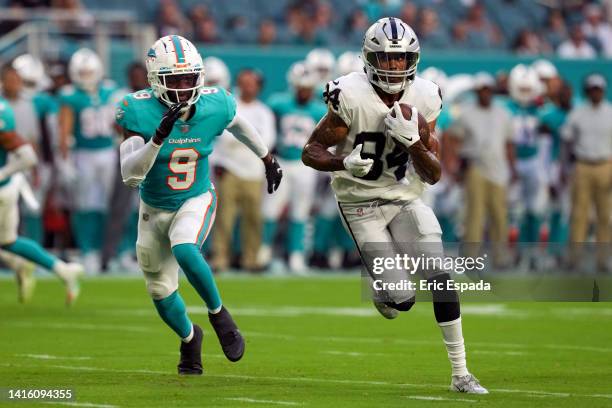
[144,271,177,300]
[385,297,416,312]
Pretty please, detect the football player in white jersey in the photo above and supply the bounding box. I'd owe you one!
[302,17,488,394]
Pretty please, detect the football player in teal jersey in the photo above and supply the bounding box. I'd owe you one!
[506,65,550,257]
[259,61,326,273]
[0,96,83,304]
[117,35,282,375]
[58,48,119,273]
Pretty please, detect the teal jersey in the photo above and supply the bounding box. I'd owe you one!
[116,87,236,211]
[0,97,17,187]
[436,106,452,132]
[33,91,59,119]
[538,102,568,161]
[506,99,541,159]
[267,92,326,161]
[58,81,118,150]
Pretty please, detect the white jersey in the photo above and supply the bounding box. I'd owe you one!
[325,72,442,203]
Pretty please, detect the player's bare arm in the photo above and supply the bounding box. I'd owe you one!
[58,105,74,159]
[407,119,441,185]
[302,110,349,172]
[0,130,38,181]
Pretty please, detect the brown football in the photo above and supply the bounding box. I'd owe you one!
[389,103,430,149]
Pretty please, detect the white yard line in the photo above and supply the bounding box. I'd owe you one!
[4,363,609,401]
[43,402,118,408]
[406,396,477,402]
[17,354,92,360]
[244,330,612,354]
[224,397,303,406]
[472,350,528,356]
[7,322,153,333]
[322,350,388,357]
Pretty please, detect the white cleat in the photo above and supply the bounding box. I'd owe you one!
[56,262,84,306]
[289,252,308,275]
[373,300,399,320]
[257,245,272,268]
[450,373,489,394]
[15,261,36,303]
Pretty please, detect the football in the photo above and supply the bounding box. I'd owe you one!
[389,103,430,149]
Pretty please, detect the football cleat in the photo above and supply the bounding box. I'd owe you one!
[178,324,203,375]
[373,300,399,320]
[56,262,84,306]
[208,306,245,362]
[15,261,36,303]
[450,374,489,394]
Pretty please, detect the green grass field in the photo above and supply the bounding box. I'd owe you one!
[1,274,611,408]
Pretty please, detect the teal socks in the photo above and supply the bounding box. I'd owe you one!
[153,290,192,339]
[1,236,57,270]
[172,243,222,311]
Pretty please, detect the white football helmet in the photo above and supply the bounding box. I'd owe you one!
[508,64,543,106]
[420,66,448,94]
[69,48,104,93]
[362,17,420,94]
[203,56,230,90]
[335,51,364,77]
[146,35,205,106]
[532,59,558,80]
[12,54,48,90]
[305,48,335,85]
[287,61,318,89]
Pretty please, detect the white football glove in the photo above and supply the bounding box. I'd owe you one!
[343,144,374,177]
[384,101,420,150]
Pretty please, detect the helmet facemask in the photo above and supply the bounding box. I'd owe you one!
[364,51,419,95]
[149,67,204,107]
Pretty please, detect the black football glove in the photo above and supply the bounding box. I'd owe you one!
[153,102,186,145]
[264,155,283,194]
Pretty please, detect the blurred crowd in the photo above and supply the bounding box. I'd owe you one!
[0,44,610,276]
[2,0,612,57]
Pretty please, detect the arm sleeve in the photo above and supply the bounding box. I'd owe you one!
[226,114,269,158]
[119,136,161,187]
[0,144,38,182]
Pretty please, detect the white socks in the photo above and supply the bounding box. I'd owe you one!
[439,317,469,377]
[209,305,222,314]
[182,324,194,343]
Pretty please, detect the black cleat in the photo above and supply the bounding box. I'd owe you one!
[177,324,203,375]
[208,306,245,362]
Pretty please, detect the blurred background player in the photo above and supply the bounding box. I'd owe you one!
[58,48,118,274]
[562,74,612,271]
[534,60,572,259]
[259,61,326,273]
[100,62,149,273]
[506,64,549,266]
[0,93,83,304]
[212,68,276,271]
